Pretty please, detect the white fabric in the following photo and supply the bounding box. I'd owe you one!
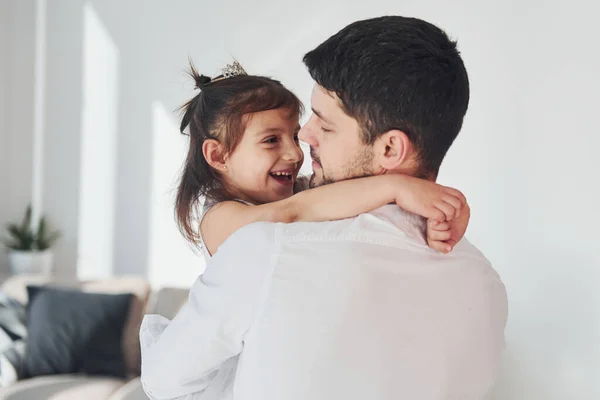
[140,205,508,400]
[166,196,252,400]
[197,197,253,260]
[197,197,218,261]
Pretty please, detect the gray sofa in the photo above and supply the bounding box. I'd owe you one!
[0,274,189,400]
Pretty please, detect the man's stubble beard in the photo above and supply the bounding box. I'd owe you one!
[308,147,374,189]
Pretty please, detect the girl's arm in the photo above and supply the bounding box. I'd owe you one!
[201,174,466,255]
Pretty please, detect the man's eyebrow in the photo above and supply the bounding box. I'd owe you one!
[311,107,335,126]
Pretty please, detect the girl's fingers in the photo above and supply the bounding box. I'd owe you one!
[443,195,463,219]
[428,239,453,254]
[433,200,456,221]
[428,228,453,242]
[444,187,467,206]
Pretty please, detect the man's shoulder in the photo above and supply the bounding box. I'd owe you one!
[223,221,280,249]
[205,222,280,280]
[452,238,496,271]
[227,220,352,248]
[448,238,506,300]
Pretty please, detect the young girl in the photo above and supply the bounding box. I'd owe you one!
[140,62,469,399]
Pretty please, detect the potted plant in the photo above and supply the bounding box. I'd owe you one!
[2,205,60,275]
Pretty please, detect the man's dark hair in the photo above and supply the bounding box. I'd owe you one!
[303,16,470,178]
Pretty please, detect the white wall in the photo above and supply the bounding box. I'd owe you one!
[3,0,600,397]
[42,1,85,278]
[0,0,37,271]
[0,0,10,271]
[437,3,600,399]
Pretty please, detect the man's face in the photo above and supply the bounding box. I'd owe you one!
[299,85,375,188]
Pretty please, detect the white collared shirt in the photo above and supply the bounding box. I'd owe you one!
[140,205,508,400]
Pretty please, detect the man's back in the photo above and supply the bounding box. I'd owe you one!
[235,206,507,400]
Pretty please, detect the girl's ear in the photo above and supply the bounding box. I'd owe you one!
[202,139,228,171]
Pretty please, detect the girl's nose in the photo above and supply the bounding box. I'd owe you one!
[283,142,303,163]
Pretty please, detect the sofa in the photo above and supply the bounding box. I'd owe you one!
[0,274,189,400]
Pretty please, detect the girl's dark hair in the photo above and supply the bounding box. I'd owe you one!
[175,62,303,245]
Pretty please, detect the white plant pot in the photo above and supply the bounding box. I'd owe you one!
[7,250,54,275]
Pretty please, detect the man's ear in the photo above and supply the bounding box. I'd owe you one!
[202,139,228,172]
[373,129,413,172]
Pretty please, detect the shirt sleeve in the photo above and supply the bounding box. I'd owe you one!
[139,222,279,400]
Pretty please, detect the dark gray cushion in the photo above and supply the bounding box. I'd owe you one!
[23,285,132,379]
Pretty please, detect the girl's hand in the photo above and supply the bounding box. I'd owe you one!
[394,176,467,223]
[426,202,471,253]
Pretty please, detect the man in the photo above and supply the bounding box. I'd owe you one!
[142,16,507,400]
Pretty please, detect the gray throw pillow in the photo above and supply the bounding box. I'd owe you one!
[23,285,132,379]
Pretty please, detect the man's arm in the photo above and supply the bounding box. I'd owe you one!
[140,222,279,400]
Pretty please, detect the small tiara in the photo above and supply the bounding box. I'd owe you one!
[211,61,247,83]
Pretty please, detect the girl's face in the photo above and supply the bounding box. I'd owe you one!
[222,108,304,205]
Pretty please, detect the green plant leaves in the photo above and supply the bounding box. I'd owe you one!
[3,206,61,251]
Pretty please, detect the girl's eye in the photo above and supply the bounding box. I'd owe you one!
[320,126,332,133]
[264,137,278,144]
[294,134,300,143]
